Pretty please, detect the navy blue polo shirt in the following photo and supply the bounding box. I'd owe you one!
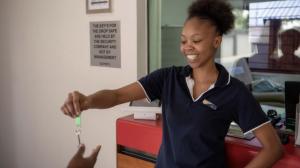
[138,63,269,168]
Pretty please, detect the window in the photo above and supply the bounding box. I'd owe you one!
[147,0,300,129]
[147,0,300,79]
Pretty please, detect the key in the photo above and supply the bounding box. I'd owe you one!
[75,128,81,146]
[75,116,82,146]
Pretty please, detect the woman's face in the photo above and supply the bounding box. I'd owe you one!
[180,17,222,69]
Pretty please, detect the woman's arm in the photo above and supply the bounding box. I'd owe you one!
[245,122,283,168]
[61,82,146,118]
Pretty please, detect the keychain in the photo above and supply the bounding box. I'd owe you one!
[75,115,81,147]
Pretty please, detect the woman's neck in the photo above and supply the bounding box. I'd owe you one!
[191,62,219,84]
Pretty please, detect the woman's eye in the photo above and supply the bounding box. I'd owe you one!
[181,41,186,44]
[193,40,201,44]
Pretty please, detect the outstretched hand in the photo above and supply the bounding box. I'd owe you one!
[67,144,101,168]
[61,91,89,118]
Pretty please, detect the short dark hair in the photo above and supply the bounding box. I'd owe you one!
[187,0,234,35]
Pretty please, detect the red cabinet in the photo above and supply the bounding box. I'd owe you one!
[116,114,300,168]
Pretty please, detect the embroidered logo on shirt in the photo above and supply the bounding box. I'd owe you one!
[202,99,217,110]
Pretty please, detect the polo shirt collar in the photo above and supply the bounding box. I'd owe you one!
[180,63,231,88]
[215,63,231,87]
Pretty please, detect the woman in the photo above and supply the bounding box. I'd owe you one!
[61,0,283,167]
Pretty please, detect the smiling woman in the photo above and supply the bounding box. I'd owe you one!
[62,0,282,167]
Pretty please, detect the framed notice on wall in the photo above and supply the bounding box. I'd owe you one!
[86,0,111,14]
[90,21,121,68]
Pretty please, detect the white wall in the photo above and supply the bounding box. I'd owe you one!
[0,0,140,167]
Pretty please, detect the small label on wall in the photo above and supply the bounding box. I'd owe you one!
[90,21,121,68]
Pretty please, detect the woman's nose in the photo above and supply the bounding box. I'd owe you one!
[183,42,194,51]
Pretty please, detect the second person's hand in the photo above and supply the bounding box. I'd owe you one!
[67,144,101,168]
[61,91,89,118]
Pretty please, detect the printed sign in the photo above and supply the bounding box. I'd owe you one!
[90,21,121,68]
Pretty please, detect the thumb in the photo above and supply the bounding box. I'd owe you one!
[75,144,86,156]
[89,145,101,160]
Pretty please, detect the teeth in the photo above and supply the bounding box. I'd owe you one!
[187,55,197,60]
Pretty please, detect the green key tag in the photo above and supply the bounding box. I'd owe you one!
[75,115,81,127]
[75,115,82,146]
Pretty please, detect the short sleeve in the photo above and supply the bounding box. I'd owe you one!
[233,84,269,134]
[138,68,169,102]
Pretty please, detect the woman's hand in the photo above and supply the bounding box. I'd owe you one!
[61,91,90,118]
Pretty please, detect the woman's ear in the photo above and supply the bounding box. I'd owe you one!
[214,36,222,49]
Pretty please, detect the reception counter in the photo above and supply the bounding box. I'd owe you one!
[116,114,300,168]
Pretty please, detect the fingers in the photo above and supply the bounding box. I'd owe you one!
[61,91,83,118]
[88,145,101,161]
[73,91,81,116]
[76,144,86,156]
[93,145,101,156]
[67,93,76,116]
[61,106,70,116]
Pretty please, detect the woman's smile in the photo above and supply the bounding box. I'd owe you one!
[186,54,198,61]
